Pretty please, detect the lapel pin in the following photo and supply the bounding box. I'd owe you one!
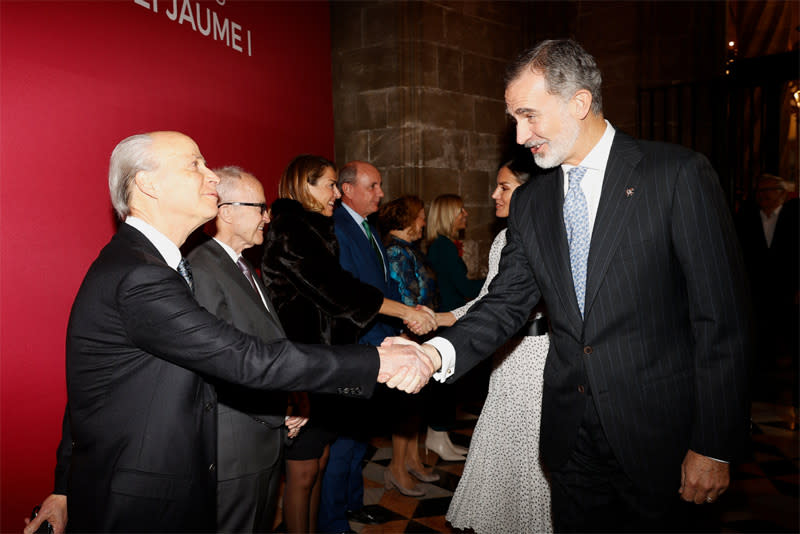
[625,187,635,198]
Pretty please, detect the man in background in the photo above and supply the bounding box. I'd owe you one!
[187,165,306,532]
[317,161,400,532]
[737,174,798,404]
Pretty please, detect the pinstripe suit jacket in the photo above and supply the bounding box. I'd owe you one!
[441,131,751,493]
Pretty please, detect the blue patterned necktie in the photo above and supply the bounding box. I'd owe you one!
[563,166,590,317]
[177,257,194,294]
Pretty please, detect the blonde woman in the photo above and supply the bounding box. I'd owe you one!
[424,194,485,460]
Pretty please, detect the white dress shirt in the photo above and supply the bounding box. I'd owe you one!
[760,204,782,248]
[429,122,616,382]
[125,216,182,270]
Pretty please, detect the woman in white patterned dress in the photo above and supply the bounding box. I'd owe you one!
[444,162,553,533]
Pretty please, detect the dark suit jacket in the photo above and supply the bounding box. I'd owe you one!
[736,197,799,316]
[333,205,401,346]
[60,223,378,532]
[187,238,286,481]
[440,131,751,495]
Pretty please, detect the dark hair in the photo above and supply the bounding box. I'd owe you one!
[505,39,603,115]
[377,195,424,245]
[500,159,532,185]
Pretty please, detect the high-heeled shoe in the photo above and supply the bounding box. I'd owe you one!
[384,468,425,497]
[425,428,466,462]
[449,441,469,456]
[405,463,440,482]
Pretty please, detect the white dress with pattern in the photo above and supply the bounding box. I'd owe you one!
[446,229,553,534]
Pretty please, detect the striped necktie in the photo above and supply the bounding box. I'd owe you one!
[177,257,194,294]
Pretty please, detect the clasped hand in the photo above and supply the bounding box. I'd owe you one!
[403,304,437,336]
[376,336,435,393]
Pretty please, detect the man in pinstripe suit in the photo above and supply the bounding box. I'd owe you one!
[413,40,751,530]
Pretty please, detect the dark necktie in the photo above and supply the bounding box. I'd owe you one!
[361,220,384,269]
[177,257,194,294]
[236,256,259,293]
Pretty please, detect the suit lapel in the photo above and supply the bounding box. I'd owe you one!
[118,223,168,265]
[338,208,386,278]
[206,240,285,333]
[531,168,584,332]
[584,132,644,318]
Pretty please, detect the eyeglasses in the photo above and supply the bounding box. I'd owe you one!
[218,202,268,214]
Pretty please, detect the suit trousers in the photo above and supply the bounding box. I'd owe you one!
[549,396,713,532]
[217,464,282,533]
[317,436,368,532]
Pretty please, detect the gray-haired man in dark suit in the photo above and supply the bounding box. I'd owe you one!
[413,40,751,531]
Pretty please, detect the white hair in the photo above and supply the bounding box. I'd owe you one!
[108,133,158,220]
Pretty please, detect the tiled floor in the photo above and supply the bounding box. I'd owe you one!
[348,362,799,533]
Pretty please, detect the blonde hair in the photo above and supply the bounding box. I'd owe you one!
[278,155,336,213]
[426,194,463,242]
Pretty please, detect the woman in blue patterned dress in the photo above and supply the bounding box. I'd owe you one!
[377,195,441,495]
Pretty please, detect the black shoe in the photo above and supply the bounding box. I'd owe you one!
[346,505,391,524]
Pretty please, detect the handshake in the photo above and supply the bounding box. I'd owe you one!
[376,337,443,394]
[401,304,456,337]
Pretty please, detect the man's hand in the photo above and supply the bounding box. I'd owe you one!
[678,449,729,504]
[24,494,67,534]
[403,305,437,336]
[377,337,435,393]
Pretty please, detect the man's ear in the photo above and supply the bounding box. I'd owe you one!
[571,89,592,120]
[133,170,158,199]
[340,182,352,200]
[216,204,233,224]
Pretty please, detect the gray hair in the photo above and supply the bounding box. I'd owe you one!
[108,133,158,220]
[505,39,603,115]
[214,165,251,203]
[337,161,359,190]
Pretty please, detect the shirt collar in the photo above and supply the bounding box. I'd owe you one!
[761,203,783,219]
[341,201,367,226]
[561,119,616,175]
[212,237,241,263]
[125,216,182,270]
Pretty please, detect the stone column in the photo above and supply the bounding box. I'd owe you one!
[330,1,530,275]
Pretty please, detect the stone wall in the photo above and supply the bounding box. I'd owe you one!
[330,1,530,275]
[330,1,725,276]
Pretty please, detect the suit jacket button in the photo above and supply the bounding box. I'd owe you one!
[577,385,586,394]
[209,463,216,472]
[205,402,214,411]
[583,346,593,355]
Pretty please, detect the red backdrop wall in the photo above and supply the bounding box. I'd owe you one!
[0,1,335,528]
